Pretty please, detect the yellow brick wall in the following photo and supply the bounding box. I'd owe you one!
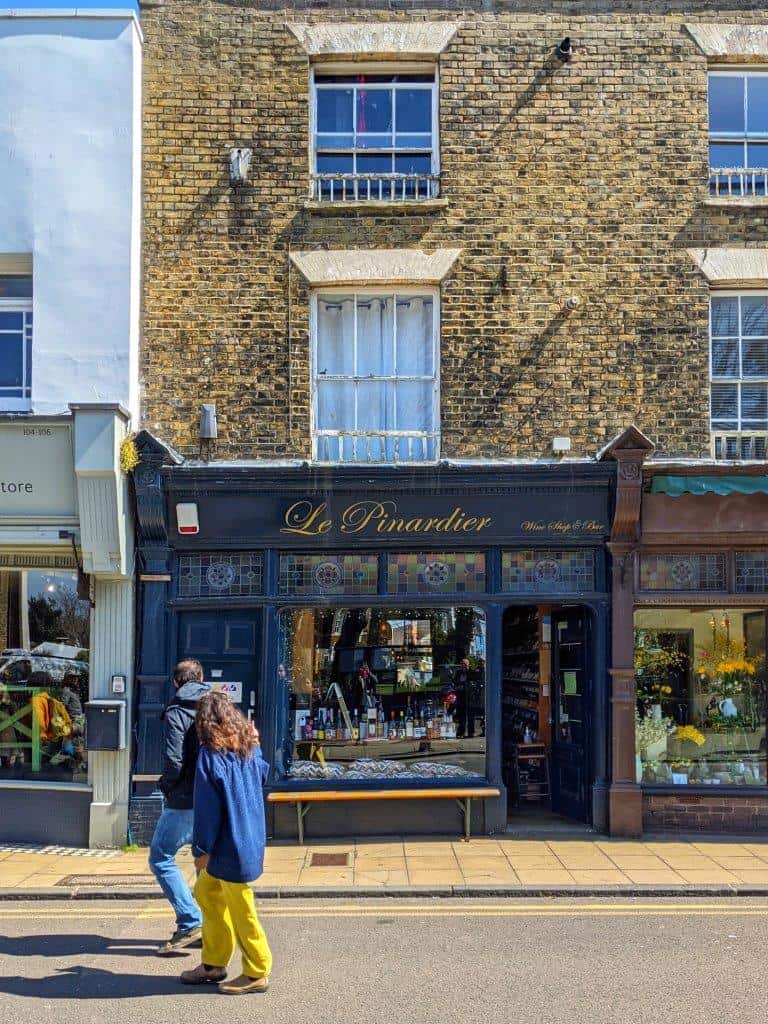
[140,3,768,459]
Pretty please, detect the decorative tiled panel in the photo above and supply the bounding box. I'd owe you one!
[386,552,486,595]
[278,554,378,596]
[736,552,768,593]
[178,553,264,597]
[501,549,595,593]
[639,553,727,592]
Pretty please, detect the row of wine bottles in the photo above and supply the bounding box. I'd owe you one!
[298,698,459,742]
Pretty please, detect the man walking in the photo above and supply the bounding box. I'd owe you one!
[149,658,210,956]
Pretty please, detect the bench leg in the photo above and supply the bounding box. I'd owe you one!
[297,801,310,845]
[455,797,472,841]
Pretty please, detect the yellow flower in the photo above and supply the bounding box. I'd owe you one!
[674,725,706,747]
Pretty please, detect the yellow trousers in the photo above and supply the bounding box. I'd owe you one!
[193,869,273,979]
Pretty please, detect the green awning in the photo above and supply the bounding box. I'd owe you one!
[650,475,768,497]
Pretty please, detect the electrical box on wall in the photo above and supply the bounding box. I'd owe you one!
[85,700,127,751]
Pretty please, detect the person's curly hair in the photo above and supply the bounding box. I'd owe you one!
[196,692,257,758]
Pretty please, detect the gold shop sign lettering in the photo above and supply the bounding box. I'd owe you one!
[521,519,605,535]
[281,500,493,538]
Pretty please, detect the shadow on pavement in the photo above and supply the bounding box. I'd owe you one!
[0,934,159,958]
[0,966,208,999]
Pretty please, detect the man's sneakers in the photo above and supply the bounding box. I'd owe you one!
[179,963,227,985]
[219,974,270,995]
[157,925,203,957]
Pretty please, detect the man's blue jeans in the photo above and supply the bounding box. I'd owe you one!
[148,806,202,932]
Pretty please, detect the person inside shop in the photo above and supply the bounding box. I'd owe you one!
[452,658,476,740]
[344,661,378,713]
[181,691,272,995]
[149,658,210,957]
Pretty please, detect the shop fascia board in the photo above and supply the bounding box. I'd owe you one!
[685,23,768,62]
[286,21,460,61]
[289,248,462,287]
[687,247,768,287]
[70,404,134,580]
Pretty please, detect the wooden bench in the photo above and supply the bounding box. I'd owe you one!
[268,787,501,845]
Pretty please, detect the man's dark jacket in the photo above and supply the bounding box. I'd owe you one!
[159,681,210,809]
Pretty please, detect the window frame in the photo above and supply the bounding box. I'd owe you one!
[708,68,768,171]
[710,289,768,433]
[309,64,440,191]
[0,281,33,412]
[310,285,441,464]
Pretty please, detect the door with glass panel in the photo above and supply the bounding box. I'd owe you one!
[177,611,261,723]
[550,609,590,822]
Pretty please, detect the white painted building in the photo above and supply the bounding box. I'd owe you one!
[0,9,141,847]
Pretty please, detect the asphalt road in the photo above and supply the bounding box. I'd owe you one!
[0,898,766,1024]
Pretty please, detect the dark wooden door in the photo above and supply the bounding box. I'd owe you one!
[551,609,590,822]
[177,611,261,723]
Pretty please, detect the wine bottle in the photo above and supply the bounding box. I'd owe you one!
[360,716,368,741]
[317,709,325,741]
[405,700,414,739]
[399,710,406,739]
[352,709,360,741]
[389,710,397,740]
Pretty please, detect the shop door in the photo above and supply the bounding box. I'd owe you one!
[177,611,261,723]
[551,609,590,822]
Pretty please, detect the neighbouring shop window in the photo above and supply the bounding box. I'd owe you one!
[0,274,32,411]
[278,606,486,782]
[0,570,90,782]
[387,553,485,595]
[177,552,263,598]
[634,608,767,786]
[639,553,727,592]
[501,549,595,594]
[279,554,378,596]
[710,293,768,433]
[312,290,439,463]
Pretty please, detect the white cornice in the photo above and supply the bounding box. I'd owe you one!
[687,248,768,286]
[685,23,768,61]
[286,21,460,60]
[289,248,462,286]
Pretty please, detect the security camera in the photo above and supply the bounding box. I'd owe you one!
[565,295,580,310]
[557,37,573,62]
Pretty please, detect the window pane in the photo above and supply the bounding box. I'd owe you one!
[395,134,432,150]
[634,608,766,786]
[317,296,354,376]
[742,296,768,337]
[395,89,432,133]
[742,340,768,377]
[356,134,393,150]
[708,75,745,133]
[709,142,745,169]
[711,382,738,420]
[356,154,393,174]
[0,312,23,331]
[357,380,394,431]
[747,143,768,170]
[316,134,354,150]
[0,336,23,387]
[316,154,354,174]
[0,276,32,299]
[741,383,768,422]
[712,338,739,376]
[356,88,392,135]
[711,296,739,336]
[0,570,90,783]
[397,296,434,375]
[395,153,432,175]
[316,380,353,430]
[317,88,353,134]
[747,77,768,134]
[357,295,394,376]
[396,380,433,431]
[278,606,487,783]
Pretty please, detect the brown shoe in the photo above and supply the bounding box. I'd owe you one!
[219,974,269,995]
[180,963,227,986]
[157,926,202,957]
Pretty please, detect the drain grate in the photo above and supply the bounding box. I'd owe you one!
[57,874,156,887]
[309,852,350,867]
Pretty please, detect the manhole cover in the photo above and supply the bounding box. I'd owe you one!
[57,875,156,886]
[309,853,350,867]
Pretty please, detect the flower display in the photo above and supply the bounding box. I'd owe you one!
[673,724,705,747]
[635,711,675,752]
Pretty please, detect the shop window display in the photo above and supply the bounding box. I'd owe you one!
[634,608,768,786]
[0,570,90,782]
[278,606,486,783]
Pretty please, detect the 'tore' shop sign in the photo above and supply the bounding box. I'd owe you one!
[177,488,609,547]
[0,423,76,520]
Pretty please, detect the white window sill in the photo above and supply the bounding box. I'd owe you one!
[705,196,768,208]
[304,198,449,215]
